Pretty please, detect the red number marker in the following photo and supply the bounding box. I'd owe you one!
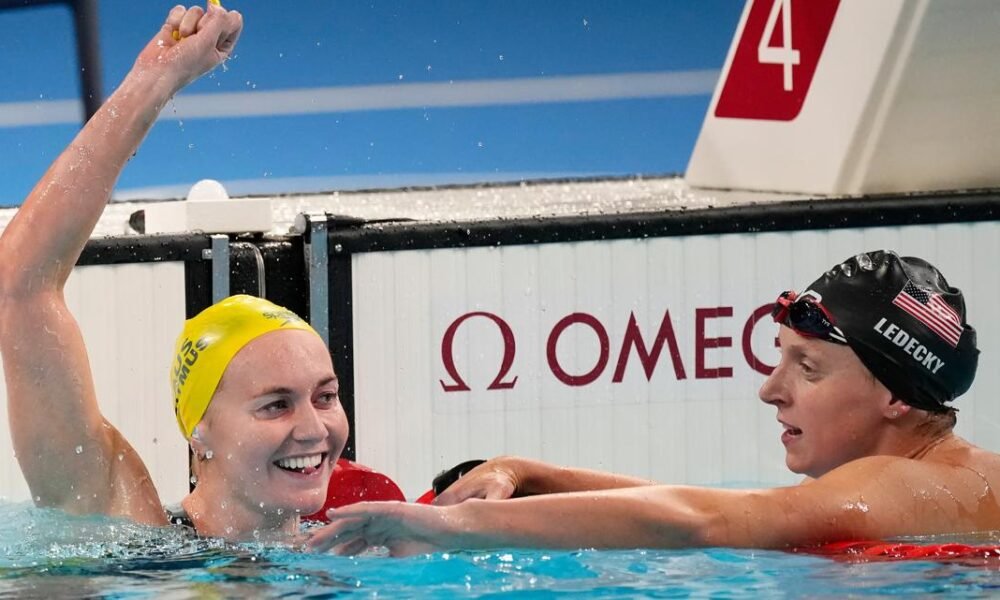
[715,0,841,121]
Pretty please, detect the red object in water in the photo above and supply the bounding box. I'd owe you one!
[304,458,406,523]
[801,540,1000,564]
[415,489,436,504]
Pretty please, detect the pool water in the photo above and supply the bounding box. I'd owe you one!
[2,503,1000,598]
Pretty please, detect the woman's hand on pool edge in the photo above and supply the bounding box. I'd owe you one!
[307,502,452,557]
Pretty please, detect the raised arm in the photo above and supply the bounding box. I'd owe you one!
[312,455,999,555]
[0,4,242,522]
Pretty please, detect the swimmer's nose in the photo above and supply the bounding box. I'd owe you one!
[293,403,329,442]
[758,364,788,407]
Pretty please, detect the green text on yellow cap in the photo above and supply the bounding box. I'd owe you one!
[171,295,319,439]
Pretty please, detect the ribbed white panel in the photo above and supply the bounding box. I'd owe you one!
[0,262,188,503]
[353,222,1000,498]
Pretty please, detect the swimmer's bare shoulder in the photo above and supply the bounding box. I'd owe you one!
[757,439,1000,545]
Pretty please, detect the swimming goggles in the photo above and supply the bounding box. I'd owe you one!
[771,291,848,345]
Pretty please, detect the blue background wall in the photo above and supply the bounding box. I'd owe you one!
[0,1,743,206]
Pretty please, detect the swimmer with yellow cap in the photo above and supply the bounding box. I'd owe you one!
[171,295,348,538]
[172,295,319,439]
[0,3,346,542]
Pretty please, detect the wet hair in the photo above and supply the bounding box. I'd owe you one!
[803,251,978,413]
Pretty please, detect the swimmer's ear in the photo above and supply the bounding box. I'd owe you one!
[189,424,210,457]
[885,397,911,420]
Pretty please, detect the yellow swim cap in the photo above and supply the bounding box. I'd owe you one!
[171,295,319,439]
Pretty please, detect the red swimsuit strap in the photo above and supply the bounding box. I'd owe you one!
[799,541,1000,562]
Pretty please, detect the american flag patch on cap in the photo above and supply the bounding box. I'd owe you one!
[892,281,963,347]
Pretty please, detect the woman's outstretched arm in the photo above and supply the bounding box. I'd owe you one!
[0,3,242,522]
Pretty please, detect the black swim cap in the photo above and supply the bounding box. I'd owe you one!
[801,250,978,412]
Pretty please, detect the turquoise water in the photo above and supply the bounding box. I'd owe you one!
[3,503,1000,598]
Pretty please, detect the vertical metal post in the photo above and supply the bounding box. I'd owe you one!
[306,216,330,347]
[0,0,105,124]
[71,0,103,122]
[209,234,230,302]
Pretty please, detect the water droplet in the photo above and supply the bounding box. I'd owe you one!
[205,450,214,460]
[190,475,198,485]
[117,453,125,461]
[259,502,265,509]
[398,73,404,80]
[498,54,504,61]
[188,143,195,149]
[225,526,233,534]
[277,508,284,515]
[75,445,83,454]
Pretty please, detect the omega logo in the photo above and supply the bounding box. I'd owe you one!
[440,304,779,392]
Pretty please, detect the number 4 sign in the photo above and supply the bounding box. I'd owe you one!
[715,0,840,121]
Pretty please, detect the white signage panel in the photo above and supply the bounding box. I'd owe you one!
[353,222,999,498]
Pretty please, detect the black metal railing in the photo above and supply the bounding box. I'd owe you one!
[0,0,102,123]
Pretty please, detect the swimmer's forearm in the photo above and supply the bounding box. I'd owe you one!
[515,459,656,495]
[444,486,720,550]
[0,67,179,293]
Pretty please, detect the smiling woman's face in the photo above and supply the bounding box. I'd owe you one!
[196,328,348,517]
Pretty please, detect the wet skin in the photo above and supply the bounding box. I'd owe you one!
[183,329,349,539]
[307,326,1000,555]
[759,327,897,478]
[0,3,244,528]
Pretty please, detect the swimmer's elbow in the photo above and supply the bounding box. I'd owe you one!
[647,487,771,549]
[681,505,730,549]
[634,487,728,548]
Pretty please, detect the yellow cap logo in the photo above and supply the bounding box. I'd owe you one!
[171,295,319,439]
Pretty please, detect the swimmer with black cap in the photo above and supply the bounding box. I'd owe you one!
[0,4,349,541]
[309,250,999,556]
